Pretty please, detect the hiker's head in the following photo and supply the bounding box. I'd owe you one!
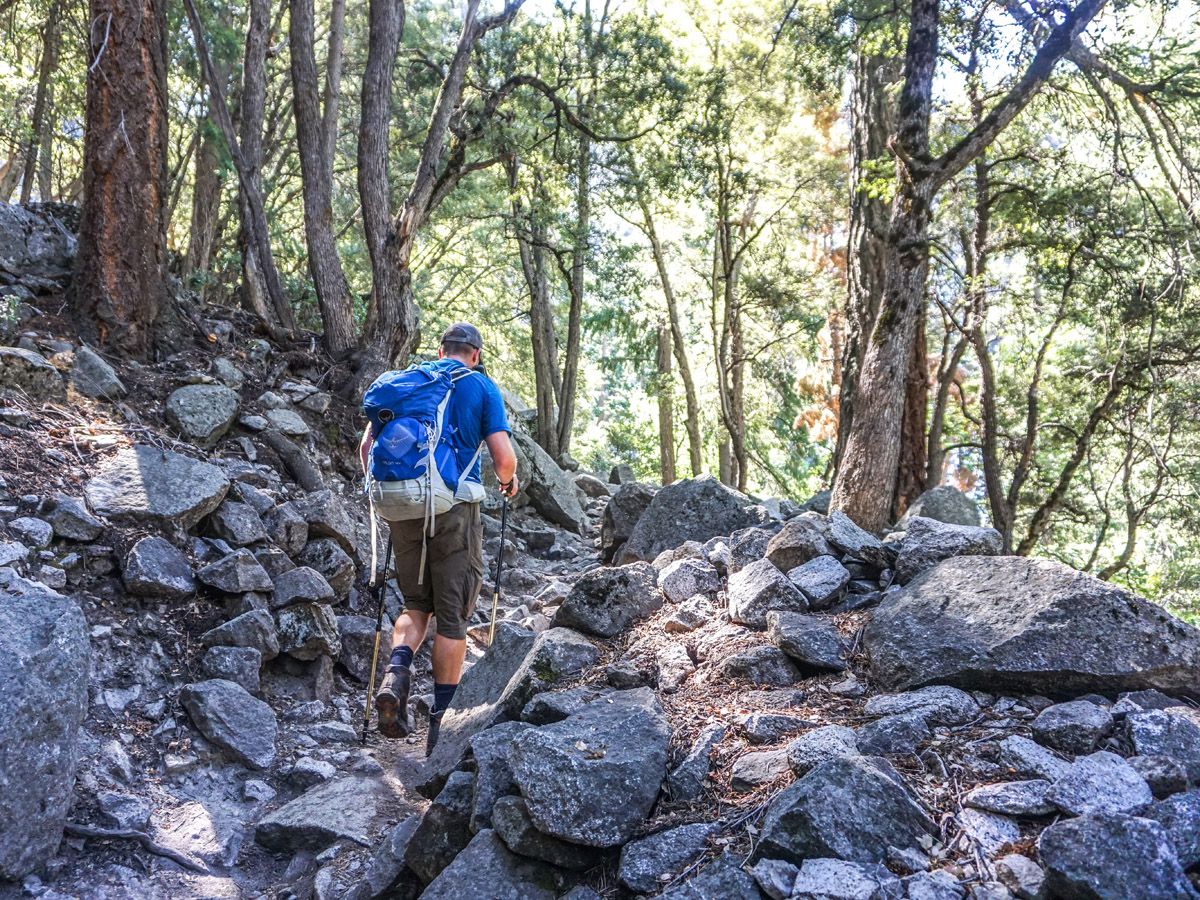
[438,322,483,367]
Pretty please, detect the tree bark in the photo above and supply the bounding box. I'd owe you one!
[184,121,223,292]
[290,0,356,356]
[893,313,928,516]
[831,0,1109,531]
[556,128,589,458]
[20,0,59,203]
[72,0,169,358]
[657,321,677,485]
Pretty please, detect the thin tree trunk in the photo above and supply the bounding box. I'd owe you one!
[185,121,223,292]
[925,335,968,488]
[72,0,169,358]
[894,314,928,517]
[657,321,676,485]
[21,0,59,203]
[321,0,346,176]
[290,0,356,356]
[638,194,703,476]
[556,129,588,458]
[236,0,276,328]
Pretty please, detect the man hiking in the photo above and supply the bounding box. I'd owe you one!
[359,322,518,754]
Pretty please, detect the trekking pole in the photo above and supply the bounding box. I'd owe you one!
[361,539,393,743]
[488,496,510,647]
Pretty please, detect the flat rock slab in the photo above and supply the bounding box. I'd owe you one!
[255,775,414,853]
[85,445,230,529]
[865,556,1200,698]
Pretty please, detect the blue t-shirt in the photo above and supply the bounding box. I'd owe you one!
[429,358,510,483]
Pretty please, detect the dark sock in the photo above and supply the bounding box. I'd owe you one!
[432,682,458,716]
[389,645,413,671]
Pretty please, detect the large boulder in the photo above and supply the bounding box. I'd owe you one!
[552,562,662,638]
[0,572,89,879]
[601,482,658,562]
[255,776,412,852]
[508,687,670,847]
[85,445,230,529]
[0,346,63,401]
[901,486,981,527]
[892,516,1002,584]
[510,429,586,534]
[165,384,240,448]
[179,679,277,769]
[419,829,560,900]
[0,203,75,281]
[755,756,935,865]
[865,556,1200,698]
[618,475,769,564]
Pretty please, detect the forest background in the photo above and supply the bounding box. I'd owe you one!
[2,0,1199,615]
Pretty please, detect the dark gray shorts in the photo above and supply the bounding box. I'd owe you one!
[388,502,483,640]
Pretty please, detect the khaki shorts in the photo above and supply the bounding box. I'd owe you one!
[388,502,483,640]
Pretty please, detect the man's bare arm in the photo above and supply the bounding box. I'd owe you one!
[485,431,519,497]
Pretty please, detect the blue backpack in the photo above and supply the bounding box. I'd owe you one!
[362,363,486,529]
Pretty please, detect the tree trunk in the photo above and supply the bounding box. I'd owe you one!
[556,130,589,458]
[185,121,223,292]
[236,0,276,328]
[321,0,346,175]
[20,0,59,203]
[925,334,968,488]
[290,0,356,357]
[657,321,676,485]
[72,0,168,358]
[638,194,703,475]
[893,313,928,517]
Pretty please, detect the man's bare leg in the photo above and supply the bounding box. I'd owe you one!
[426,633,468,755]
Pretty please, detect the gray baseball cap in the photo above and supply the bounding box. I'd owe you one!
[440,322,483,350]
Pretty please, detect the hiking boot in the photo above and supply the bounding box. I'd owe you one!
[425,712,443,757]
[374,668,411,739]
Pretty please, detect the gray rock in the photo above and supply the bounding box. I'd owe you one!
[751,857,799,900]
[728,558,808,627]
[826,510,882,557]
[1127,709,1200,782]
[658,852,761,900]
[1031,700,1114,754]
[180,679,277,769]
[866,556,1200,698]
[786,555,850,609]
[121,536,196,599]
[552,562,661,638]
[197,548,274,594]
[963,780,1054,817]
[165,383,240,447]
[756,755,934,865]
[731,748,791,791]
[509,428,587,533]
[256,776,410,852]
[957,807,1020,856]
[201,645,262,693]
[97,792,151,831]
[405,771,474,884]
[790,858,901,900]
[0,346,63,400]
[307,720,357,743]
[298,538,355,598]
[0,204,74,281]
[254,546,296,580]
[70,344,126,400]
[288,756,336,789]
[276,602,341,660]
[521,685,614,725]
[711,645,800,686]
[786,725,861,776]
[740,712,813,745]
[265,407,310,437]
[658,642,696,693]
[767,611,847,671]
[342,814,421,900]
[668,722,727,801]
[725,526,778,575]
[1038,813,1198,899]
[997,735,1071,782]
[86,445,230,529]
[665,593,718,633]
[42,494,105,541]
[1113,689,1184,715]
[1130,755,1190,799]
[508,687,669,847]
[419,829,559,900]
[201,608,280,660]
[491,796,601,871]
[1045,750,1153,816]
[0,541,28,568]
[901,486,981,527]
[903,870,966,900]
[995,854,1044,900]
[855,713,930,755]
[211,357,244,391]
[601,482,657,562]
[618,475,769,564]
[336,614,388,683]
[765,517,835,573]
[619,823,716,893]
[1142,789,1200,868]
[7,516,51,548]
[298,490,357,556]
[469,721,533,832]
[892,517,1002,584]
[0,572,89,879]
[658,557,721,603]
[210,500,267,547]
[574,472,610,498]
[272,566,335,609]
[264,502,308,556]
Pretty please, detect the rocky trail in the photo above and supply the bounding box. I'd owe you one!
[4,208,1200,899]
